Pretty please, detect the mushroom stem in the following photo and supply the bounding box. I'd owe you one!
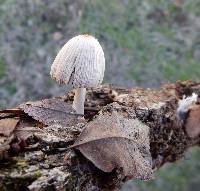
[72,88,86,115]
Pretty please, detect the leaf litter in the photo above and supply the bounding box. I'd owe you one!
[72,110,153,180]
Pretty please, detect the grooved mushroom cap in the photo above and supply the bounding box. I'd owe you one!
[50,34,105,88]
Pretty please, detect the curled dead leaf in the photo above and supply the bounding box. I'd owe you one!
[72,111,153,180]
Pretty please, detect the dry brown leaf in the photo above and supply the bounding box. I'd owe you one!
[186,105,200,138]
[0,118,19,160]
[14,126,43,140]
[72,112,153,180]
[0,135,13,160]
[19,99,82,126]
[0,118,19,137]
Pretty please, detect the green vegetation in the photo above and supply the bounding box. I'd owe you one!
[79,0,200,86]
[0,58,6,79]
[132,147,200,191]
[0,0,200,190]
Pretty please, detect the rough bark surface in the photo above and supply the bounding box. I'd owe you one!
[0,81,200,191]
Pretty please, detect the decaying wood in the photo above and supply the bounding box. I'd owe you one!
[0,81,200,191]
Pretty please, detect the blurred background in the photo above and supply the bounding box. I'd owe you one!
[0,0,200,190]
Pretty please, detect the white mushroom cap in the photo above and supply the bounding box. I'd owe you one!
[50,34,105,88]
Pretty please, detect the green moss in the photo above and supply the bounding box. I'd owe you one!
[0,159,42,191]
[3,171,41,191]
[66,175,77,191]
[0,159,28,173]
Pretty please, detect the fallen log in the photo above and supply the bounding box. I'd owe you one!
[0,81,200,191]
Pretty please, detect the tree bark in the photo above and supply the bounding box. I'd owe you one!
[0,81,200,191]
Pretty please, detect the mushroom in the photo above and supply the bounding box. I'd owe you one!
[50,34,105,115]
